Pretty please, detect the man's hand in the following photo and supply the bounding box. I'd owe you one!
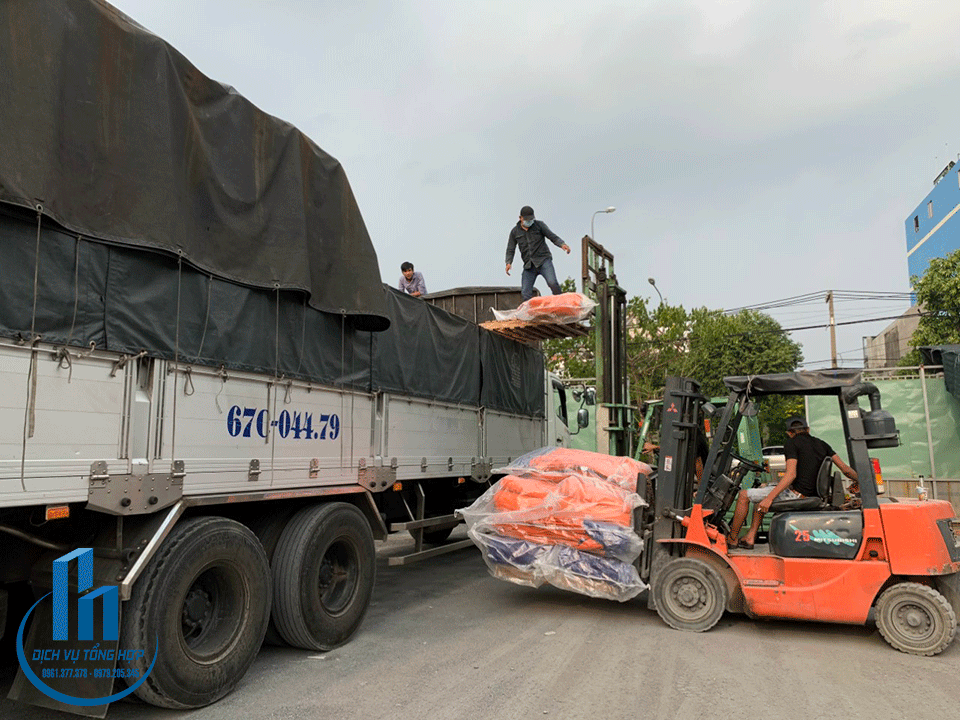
[411,291,421,297]
[561,244,570,254]
[505,263,511,276]
[757,496,774,515]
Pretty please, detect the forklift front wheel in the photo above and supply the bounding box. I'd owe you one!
[875,582,957,656]
[653,558,728,633]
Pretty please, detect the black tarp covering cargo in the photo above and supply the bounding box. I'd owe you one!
[0,0,388,330]
[371,288,480,406]
[0,0,545,417]
[0,211,545,416]
[480,330,545,416]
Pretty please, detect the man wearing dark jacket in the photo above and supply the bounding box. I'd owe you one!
[505,205,570,301]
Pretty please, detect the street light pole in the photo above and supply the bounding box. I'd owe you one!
[648,277,663,306]
[590,206,616,241]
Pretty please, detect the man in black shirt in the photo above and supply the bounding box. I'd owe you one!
[726,416,858,549]
[505,205,570,301]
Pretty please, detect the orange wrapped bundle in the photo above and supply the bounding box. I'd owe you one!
[459,446,648,600]
[492,473,633,526]
[493,474,556,513]
[481,468,640,558]
[529,447,651,491]
[491,292,597,324]
[554,474,634,526]
[493,521,606,555]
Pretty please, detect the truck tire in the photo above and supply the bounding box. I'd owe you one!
[652,557,727,632]
[118,516,272,708]
[876,582,957,656]
[247,511,297,647]
[272,503,376,651]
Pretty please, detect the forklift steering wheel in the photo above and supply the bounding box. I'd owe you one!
[728,452,765,474]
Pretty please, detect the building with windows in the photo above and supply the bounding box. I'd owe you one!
[904,159,960,286]
[864,159,960,368]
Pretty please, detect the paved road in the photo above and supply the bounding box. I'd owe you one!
[1,527,958,720]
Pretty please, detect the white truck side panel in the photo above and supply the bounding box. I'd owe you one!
[383,395,482,480]
[0,343,128,506]
[0,339,560,508]
[151,363,375,493]
[484,410,546,467]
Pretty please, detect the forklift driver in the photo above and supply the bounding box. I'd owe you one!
[726,416,858,549]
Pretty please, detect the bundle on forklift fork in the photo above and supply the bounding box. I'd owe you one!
[460,447,651,601]
[638,372,960,656]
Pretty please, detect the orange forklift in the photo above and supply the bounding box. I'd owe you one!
[640,371,960,655]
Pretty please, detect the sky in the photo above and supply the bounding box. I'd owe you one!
[107,0,960,370]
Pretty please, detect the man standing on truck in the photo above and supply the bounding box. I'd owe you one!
[399,261,427,297]
[726,416,858,549]
[505,206,571,301]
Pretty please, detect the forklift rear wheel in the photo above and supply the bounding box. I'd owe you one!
[876,582,957,656]
[653,558,727,632]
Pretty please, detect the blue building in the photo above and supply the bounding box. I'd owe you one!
[904,160,960,286]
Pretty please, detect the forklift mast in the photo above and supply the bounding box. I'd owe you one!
[643,376,706,590]
[581,235,631,458]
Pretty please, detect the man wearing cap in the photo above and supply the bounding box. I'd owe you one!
[726,416,858,549]
[505,206,571,301]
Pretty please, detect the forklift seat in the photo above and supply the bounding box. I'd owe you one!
[767,457,842,513]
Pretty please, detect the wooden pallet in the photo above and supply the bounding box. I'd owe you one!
[480,319,591,345]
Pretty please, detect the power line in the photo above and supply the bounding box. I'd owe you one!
[724,289,914,314]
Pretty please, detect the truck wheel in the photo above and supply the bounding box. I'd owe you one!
[653,558,727,632]
[119,516,272,708]
[248,511,297,647]
[272,503,375,651]
[876,582,957,656]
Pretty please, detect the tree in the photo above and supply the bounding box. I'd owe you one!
[681,310,804,398]
[901,248,960,366]
[679,310,804,446]
[544,280,804,445]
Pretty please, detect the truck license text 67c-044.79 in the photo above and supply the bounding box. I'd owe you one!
[226,406,341,441]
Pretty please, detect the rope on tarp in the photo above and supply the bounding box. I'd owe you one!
[52,236,90,383]
[269,285,281,470]
[196,273,213,362]
[214,365,229,413]
[170,252,183,469]
[20,205,44,490]
[295,294,307,377]
[109,349,147,378]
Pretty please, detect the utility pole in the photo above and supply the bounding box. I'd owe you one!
[826,290,837,368]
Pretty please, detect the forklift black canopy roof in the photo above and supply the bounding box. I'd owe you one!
[723,369,863,396]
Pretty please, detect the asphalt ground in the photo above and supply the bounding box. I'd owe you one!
[1,527,958,720]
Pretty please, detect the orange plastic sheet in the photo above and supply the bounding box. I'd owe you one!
[526,447,652,491]
[491,292,597,324]
[493,474,634,527]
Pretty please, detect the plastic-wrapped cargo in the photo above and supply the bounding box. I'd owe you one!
[461,447,651,602]
[491,293,597,324]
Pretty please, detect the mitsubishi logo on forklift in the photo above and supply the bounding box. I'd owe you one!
[666,402,679,414]
[15,548,158,707]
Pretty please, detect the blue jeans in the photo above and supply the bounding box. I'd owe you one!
[521,257,562,301]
